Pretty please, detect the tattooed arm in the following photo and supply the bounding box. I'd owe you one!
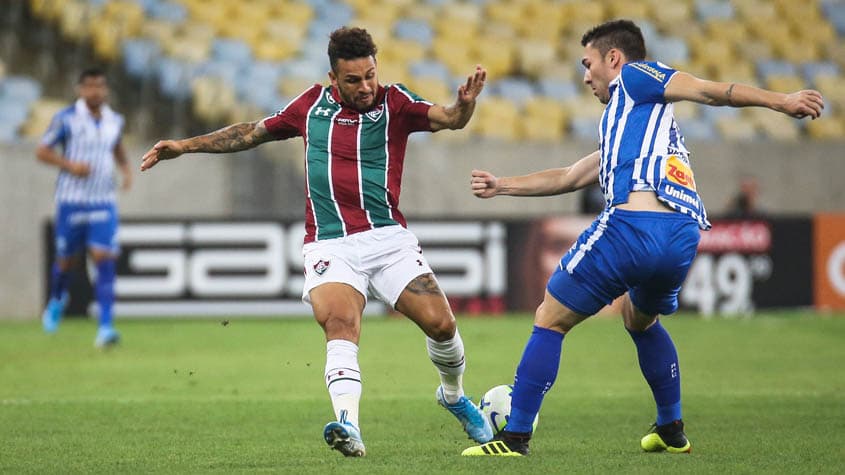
[141,120,274,171]
[663,72,823,119]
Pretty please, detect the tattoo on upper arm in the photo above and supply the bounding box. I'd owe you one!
[404,273,443,296]
[726,83,736,106]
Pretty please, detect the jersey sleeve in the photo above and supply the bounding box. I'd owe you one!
[620,62,678,104]
[263,85,323,140]
[388,84,433,133]
[40,110,69,147]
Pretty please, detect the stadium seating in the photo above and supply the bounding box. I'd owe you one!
[0,74,42,142]
[8,0,845,143]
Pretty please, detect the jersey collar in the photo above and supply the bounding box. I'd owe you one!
[75,98,113,120]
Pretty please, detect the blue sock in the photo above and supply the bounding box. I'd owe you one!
[95,260,116,328]
[508,326,565,433]
[50,263,69,301]
[627,321,682,425]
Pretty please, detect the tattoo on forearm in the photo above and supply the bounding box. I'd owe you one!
[187,122,263,153]
[726,83,736,106]
[405,273,443,296]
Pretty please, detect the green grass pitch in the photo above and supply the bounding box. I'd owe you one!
[1,312,844,473]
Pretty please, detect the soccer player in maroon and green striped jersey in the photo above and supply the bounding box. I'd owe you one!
[141,27,492,457]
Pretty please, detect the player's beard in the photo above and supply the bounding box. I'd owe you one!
[356,94,375,112]
[339,89,375,113]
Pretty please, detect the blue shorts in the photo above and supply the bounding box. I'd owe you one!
[547,208,700,317]
[54,203,120,258]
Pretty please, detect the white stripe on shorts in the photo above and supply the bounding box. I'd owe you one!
[564,208,615,274]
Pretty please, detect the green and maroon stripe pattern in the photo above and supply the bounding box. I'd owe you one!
[264,83,432,243]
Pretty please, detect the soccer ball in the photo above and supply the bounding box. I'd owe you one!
[478,384,539,434]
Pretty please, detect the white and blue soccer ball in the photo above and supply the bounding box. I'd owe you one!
[478,384,539,434]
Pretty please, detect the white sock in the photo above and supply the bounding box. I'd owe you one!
[325,339,362,427]
[427,329,466,404]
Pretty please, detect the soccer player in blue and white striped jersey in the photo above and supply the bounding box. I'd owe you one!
[38,68,131,348]
[463,20,823,456]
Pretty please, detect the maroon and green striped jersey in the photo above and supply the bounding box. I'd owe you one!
[264,83,433,243]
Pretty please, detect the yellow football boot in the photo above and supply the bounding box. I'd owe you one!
[641,420,692,454]
[461,432,530,456]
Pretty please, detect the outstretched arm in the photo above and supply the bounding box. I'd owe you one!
[140,119,274,171]
[428,65,487,131]
[665,72,824,119]
[471,151,600,198]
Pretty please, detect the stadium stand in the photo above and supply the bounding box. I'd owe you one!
[4,0,845,143]
[0,72,42,142]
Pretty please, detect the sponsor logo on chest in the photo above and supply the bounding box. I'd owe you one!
[665,155,696,190]
[326,104,385,126]
[336,117,359,126]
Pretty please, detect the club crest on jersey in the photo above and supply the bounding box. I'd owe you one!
[313,259,330,275]
[365,105,384,122]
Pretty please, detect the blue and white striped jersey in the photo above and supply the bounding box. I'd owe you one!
[598,61,710,230]
[41,98,124,205]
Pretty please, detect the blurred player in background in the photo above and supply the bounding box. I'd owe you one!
[463,19,824,456]
[38,67,131,348]
[140,27,491,457]
[725,175,765,218]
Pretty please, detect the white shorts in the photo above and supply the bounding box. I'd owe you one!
[302,225,434,307]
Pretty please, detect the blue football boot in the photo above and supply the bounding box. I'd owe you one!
[323,410,366,457]
[41,294,68,333]
[94,326,120,348]
[436,386,494,443]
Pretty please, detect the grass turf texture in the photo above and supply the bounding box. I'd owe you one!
[1,312,844,474]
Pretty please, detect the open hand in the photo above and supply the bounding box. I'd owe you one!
[457,65,487,105]
[140,140,184,171]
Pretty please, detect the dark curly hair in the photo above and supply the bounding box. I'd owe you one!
[581,19,646,61]
[327,27,378,72]
[78,67,106,84]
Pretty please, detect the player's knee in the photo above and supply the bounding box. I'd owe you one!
[534,300,580,333]
[621,297,659,331]
[90,249,116,263]
[318,312,361,339]
[535,318,576,333]
[422,314,456,341]
[622,309,658,331]
[56,256,76,271]
[624,316,657,332]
